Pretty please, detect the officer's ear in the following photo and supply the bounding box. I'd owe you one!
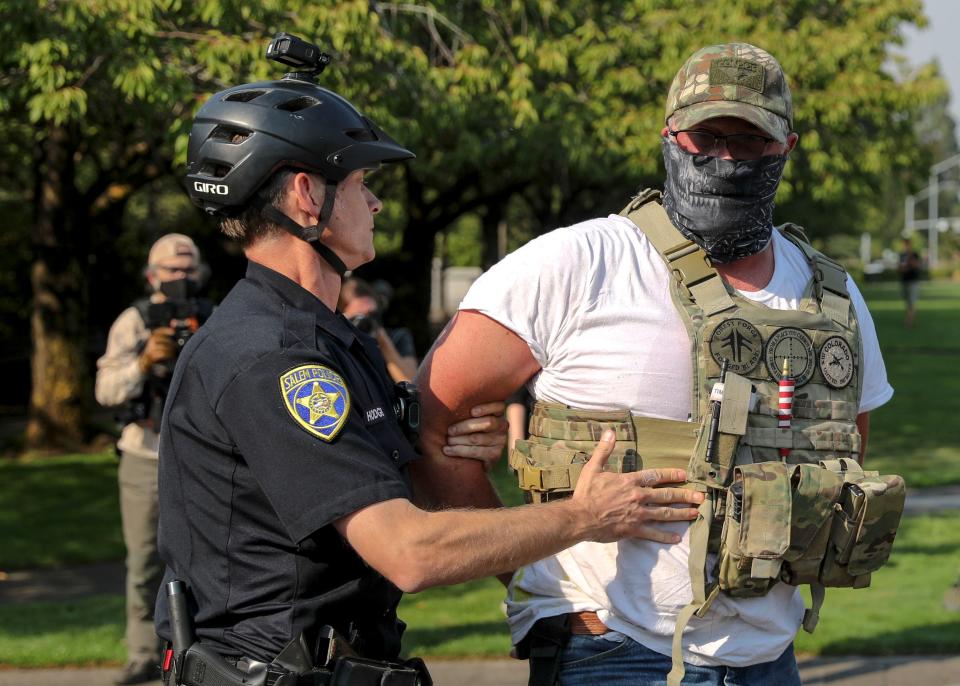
[289,172,325,224]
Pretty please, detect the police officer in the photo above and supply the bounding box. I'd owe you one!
[155,34,702,683]
[95,233,209,685]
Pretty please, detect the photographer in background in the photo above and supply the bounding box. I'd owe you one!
[339,277,417,382]
[95,233,212,685]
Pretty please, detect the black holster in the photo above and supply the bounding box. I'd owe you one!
[515,615,572,686]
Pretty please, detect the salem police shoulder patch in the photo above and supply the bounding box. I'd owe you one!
[279,364,350,442]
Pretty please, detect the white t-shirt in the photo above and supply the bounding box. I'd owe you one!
[459,214,893,667]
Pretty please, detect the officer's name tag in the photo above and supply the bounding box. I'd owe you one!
[365,406,388,425]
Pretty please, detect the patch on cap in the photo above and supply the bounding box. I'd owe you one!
[665,43,792,142]
[709,57,765,93]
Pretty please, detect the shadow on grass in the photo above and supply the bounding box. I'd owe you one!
[0,454,123,569]
[402,620,509,651]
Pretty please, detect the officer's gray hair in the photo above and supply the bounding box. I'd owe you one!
[219,168,298,247]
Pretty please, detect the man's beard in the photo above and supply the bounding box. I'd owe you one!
[660,138,787,264]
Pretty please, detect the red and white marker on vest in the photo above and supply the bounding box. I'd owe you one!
[778,358,795,459]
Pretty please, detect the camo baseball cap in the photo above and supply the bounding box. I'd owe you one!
[665,43,793,143]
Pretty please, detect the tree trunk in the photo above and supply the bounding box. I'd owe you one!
[26,126,87,451]
[481,202,505,270]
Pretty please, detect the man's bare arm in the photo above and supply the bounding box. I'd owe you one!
[412,311,541,510]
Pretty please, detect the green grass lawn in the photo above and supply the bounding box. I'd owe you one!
[2,280,959,665]
[0,452,124,569]
[0,596,125,667]
[858,281,960,486]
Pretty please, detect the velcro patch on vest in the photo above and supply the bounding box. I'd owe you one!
[818,336,854,389]
[709,57,765,93]
[765,327,815,386]
[710,318,762,374]
[279,364,351,442]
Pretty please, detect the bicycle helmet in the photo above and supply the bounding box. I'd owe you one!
[185,37,414,275]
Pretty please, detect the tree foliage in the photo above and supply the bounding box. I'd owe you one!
[0,0,948,447]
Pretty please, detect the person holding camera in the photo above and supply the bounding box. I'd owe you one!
[339,277,417,382]
[95,233,211,685]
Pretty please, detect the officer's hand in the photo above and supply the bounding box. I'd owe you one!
[443,401,508,469]
[138,327,176,374]
[570,430,703,544]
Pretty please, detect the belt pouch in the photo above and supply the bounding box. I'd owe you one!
[517,615,571,686]
[331,656,427,686]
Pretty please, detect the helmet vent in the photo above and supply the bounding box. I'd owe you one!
[199,162,233,179]
[276,96,320,112]
[210,126,251,144]
[345,128,376,142]
[224,90,266,102]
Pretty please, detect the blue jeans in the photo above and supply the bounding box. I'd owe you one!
[557,634,801,686]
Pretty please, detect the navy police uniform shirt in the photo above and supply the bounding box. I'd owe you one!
[155,261,419,662]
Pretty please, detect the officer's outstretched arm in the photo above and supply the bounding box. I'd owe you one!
[413,310,541,510]
[334,431,702,593]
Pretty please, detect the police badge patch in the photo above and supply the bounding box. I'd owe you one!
[279,364,350,442]
[764,327,815,386]
[819,336,855,389]
[709,318,762,374]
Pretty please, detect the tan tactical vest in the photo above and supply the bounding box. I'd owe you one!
[508,191,906,685]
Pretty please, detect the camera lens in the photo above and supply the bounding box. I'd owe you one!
[350,314,377,335]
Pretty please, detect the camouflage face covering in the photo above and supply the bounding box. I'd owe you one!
[661,138,786,264]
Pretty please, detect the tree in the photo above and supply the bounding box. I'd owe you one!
[1,0,946,448]
[1,2,278,450]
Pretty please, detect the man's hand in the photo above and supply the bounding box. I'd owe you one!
[138,327,176,374]
[442,401,508,467]
[569,430,703,544]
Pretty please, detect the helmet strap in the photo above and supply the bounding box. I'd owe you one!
[256,180,348,277]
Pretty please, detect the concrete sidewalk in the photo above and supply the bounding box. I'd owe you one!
[3,655,960,686]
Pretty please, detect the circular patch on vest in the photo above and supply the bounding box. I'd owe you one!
[818,336,855,389]
[709,318,763,374]
[764,327,815,386]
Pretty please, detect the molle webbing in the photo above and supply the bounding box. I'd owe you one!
[510,402,694,501]
[622,191,736,317]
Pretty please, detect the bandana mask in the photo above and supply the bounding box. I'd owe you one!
[660,137,787,264]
